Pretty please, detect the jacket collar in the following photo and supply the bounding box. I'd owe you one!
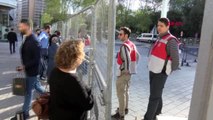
[159,32,171,39]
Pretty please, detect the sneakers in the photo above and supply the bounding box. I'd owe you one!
[40,76,47,81]
[141,117,158,120]
[116,108,129,115]
[111,112,124,120]
[24,113,30,119]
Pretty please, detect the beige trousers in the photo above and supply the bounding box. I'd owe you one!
[116,73,131,116]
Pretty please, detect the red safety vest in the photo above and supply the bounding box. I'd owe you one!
[117,40,138,75]
[148,34,177,75]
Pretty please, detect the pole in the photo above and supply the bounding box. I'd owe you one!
[188,0,213,119]
[161,0,170,18]
[89,6,96,87]
[105,0,116,120]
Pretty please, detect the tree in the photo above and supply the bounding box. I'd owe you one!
[42,0,95,26]
[41,13,53,26]
[169,0,205,37]
[134,10,152,33]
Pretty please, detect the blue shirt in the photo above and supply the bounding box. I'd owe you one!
[37,31,49,49]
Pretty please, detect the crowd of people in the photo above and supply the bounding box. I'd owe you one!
[12,19,93,120]
[10,17,179,120]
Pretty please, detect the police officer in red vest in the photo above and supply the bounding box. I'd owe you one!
[112,27,139,120]
[143,18,180,120]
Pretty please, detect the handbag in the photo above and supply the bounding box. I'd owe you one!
[12,72,26,96]
[32,85,49,120]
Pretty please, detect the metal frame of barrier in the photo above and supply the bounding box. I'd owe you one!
[51,0,116,119]
[180,38,199,67]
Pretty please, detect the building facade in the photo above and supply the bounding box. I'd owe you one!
[21,0,45,28]
[0,0,17,41]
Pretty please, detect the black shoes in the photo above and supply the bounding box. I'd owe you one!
[111,108,129,120]
[116,108,129,115]
[141,117,158,120]
[111,112,125,120]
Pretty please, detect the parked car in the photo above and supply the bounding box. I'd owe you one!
[136,33,158,43]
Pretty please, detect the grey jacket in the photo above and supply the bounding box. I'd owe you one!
[159,32,180,71]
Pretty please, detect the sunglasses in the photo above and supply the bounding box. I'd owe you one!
[119,33,123,36]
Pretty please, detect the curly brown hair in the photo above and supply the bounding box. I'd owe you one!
[55,40,85,70]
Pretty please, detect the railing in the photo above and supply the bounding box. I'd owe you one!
[180,38,199,66]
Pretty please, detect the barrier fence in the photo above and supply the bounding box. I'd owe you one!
[51,0,115,120]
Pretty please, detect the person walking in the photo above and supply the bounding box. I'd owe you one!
[35,28,41,38]
[112,27,139,120]
[7,28,17,54]
[17,19,46,119]
[143,18,180,120]
[47,34,59,78]
[48,40,94,120]
[37,25,51,80]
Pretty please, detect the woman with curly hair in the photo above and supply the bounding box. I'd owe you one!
[48,40,94,120]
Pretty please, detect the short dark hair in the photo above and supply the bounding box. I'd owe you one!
[11,28,14,31]
[20,19,30,26]
[158,18,170,26]
[120,27,131,38]
[44,25,50,30]
[54,30,61,36]
[36,28,40,32]
[49,34,58,46]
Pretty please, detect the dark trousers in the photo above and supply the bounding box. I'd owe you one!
[39,48,48,78]
[9,41,15,54]
[144,71,168,120]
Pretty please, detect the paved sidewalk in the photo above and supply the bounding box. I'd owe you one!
[95,42,196,120]
[0,41,196,120]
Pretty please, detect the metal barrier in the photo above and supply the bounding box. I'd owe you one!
[180,38,199,66]
[51,0,115,119]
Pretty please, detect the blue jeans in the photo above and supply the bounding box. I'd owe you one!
[22,76,45,115]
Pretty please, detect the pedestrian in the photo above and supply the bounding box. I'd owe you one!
[47,34,59,78]
[112,27,139,120]
[7,28,17,54]
[17,19,46,119]
[35,28,41,38]
[48,40,94,120]
[37,25,51,80]
[54,30,62,44]
[143,18,180,120]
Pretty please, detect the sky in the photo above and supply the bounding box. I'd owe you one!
[130,0,141,11]
[128,0,156,11]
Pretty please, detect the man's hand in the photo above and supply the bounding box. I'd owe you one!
[16,66,24,72]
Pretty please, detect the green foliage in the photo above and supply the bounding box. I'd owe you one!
[42,0,95,26]
[134,10,152,32]
[41,13,53,26]
[116,3,158,33]
[169,0,205,37]
[116,0,205,37]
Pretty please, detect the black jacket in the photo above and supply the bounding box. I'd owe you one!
[7,32,17,42]
[21,34,41,76]
[49,68,94,120]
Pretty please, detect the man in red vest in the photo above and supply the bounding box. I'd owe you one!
[143,18,180,120]
[112,27,139,120]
